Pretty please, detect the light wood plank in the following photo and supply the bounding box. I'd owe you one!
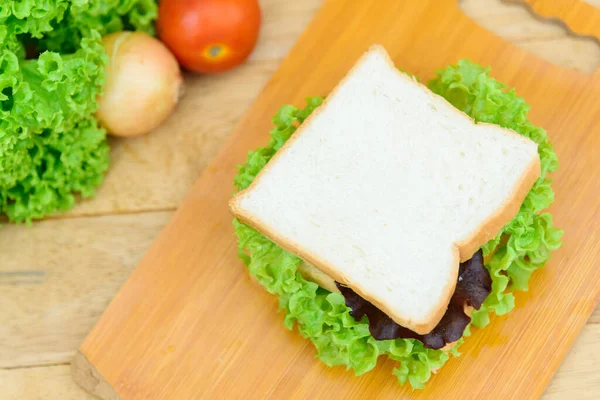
[0,365,95,400]
[544,325,600,399]
[590,305,600,324]
[0,212,172,368]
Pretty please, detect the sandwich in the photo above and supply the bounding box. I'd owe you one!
[229,45,562,388]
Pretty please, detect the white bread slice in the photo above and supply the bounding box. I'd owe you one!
[230,45,540,335]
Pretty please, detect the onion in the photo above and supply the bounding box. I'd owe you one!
[97,31,183,137]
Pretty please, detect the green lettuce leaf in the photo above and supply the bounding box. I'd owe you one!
[0,1,71,56]
[233,61,562,388]
[429,60,563,327]
[0,0,157,223]
[38,0,157,54]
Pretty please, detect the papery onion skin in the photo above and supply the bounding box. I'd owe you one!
[97,31,183,137]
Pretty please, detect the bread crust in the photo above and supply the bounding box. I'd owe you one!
[229,45,540,335]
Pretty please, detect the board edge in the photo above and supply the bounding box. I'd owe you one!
[71,350,122,400]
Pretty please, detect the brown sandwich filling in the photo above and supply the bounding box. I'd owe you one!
[335,249,491,350]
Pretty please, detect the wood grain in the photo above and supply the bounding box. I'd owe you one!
[0,212,172,368]
[1,365,94,400]
[543,325,600,399]
[74,0,600,399]
[3,324,599,400]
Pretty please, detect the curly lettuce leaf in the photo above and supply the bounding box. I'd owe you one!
[39,0,157,53]
[0,0,72,55]
[0,0,157,223]
[429,60,563,327]
[233,61,562,388]
[1,117,110,221]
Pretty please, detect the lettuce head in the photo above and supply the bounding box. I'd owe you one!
[0,0,157,223]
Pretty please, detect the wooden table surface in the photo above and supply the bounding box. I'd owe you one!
[1,1,598,399]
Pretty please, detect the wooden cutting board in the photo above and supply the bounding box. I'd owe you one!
[73,0,600,398]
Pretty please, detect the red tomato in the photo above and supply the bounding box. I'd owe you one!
[157,0,261,74]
